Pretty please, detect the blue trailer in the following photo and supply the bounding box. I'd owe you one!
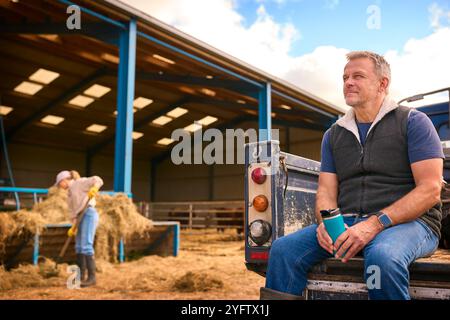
[244,88,450,300]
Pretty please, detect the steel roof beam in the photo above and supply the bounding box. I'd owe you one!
[136,71,259,98]
[0,22,121,46]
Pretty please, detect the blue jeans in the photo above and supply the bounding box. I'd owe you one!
[75,207,99,256]
[265,217,439,300]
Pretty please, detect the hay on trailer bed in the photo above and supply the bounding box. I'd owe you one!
[31,187,70,223]
[95,193,153,262]
[0,210,46,255]
[0,187,152,263]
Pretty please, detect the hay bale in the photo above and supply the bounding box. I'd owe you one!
[32,187,69,223]
[0,187,152,263]
[95,193,153,262]
[0,186,69,255]
[0,210,46,255]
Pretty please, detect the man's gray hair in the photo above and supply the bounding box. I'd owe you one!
[346,51,391,83]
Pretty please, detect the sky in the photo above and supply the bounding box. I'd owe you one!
[121,0,450,110]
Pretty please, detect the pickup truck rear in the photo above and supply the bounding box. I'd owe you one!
[244,90,450,300]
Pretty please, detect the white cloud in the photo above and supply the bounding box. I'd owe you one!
[121,0,450,110]
[276,26,450,110]
[284,46,349,108]
[385,27,450,106]
[429,2,450,30]
[123,0,298,75]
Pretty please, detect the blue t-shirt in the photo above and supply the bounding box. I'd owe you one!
[320,110,445,173]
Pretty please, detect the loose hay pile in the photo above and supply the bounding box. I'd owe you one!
[0,259,68,290]
[0,230,263,299]
[0,186,153,263]
[173,271,224,292]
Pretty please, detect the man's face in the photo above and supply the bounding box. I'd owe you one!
[343,57,383,107]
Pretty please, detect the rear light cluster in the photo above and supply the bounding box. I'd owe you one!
[251,167,268,212]
[248,166,272,246]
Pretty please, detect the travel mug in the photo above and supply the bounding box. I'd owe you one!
[320,208,346,244]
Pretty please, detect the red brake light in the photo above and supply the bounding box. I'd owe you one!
[251,167,266,184]
[250,251,269,260]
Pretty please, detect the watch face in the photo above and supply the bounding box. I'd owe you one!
[379,214,392,227]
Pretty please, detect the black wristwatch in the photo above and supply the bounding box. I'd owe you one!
[375,211,393,229]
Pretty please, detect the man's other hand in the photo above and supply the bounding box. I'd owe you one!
[333,216,383,263]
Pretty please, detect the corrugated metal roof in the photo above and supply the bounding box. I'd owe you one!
[0,0,343,161]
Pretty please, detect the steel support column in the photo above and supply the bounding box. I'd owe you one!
[113,19,136,194]
[258,82,272,141]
